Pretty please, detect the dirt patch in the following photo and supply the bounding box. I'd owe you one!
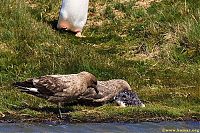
[0,42,14,54]
[135,0,162,8]
[87,3,107,27]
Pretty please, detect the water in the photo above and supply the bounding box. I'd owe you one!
[0,121,199,133]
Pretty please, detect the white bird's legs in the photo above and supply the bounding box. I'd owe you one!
[57,20,85,38]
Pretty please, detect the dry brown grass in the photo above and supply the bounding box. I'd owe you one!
[135,0,162,8]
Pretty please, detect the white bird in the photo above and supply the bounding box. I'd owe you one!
[13,71,98,118]
[57,0,89,37]
[79,79,145,107]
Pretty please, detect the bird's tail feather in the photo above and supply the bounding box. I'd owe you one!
[12,79,39,93]
[12,79,49,99]
[13,79,35,89]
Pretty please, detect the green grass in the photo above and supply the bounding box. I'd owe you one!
[0,0,199,122]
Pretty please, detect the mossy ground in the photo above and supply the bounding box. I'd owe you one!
[0,0,199,122]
